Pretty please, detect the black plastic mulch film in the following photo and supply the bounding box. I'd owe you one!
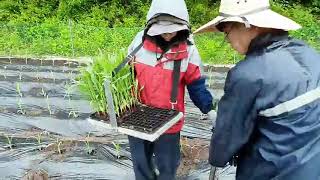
[0,57,231,179]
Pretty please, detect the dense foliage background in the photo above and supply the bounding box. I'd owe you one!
[1,0,319,64]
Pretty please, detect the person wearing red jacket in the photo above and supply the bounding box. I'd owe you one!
[127,0,214,179]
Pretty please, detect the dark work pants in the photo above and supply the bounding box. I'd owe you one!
[128,132,181,180]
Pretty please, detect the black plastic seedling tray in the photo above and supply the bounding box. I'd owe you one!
[88,103,183,142]
[119,104,179,133]
[87,80,183,141]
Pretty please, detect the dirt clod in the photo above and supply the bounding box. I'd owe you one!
[22,169,48,180]
[177,137,210,177]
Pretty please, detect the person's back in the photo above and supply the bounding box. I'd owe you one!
[234,33,320,180]
[194,0,320,179]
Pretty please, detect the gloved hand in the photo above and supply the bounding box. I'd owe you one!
[207,110,217,128]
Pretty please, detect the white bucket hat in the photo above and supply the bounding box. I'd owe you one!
[194,0,301,34]
[147,20,189,36]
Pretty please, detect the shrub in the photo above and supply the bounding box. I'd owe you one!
[272,2,320,51]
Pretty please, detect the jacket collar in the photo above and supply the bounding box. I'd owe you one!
[143,38,188,60]
[247,31,290,55]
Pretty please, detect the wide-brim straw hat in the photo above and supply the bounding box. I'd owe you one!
[194,0,301,34]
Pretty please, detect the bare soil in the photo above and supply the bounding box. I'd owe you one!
[22,169,49,180]
[177,137,210,177]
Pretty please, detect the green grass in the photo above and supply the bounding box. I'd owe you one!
[194,33,242,64]
[0,21,239,64]
[0,3,319,65]
[0,22,141,57]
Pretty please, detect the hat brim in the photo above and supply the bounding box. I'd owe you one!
[194,9,301,34]
[147,23,189,36]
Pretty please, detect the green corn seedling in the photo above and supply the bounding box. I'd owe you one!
[40,87,46,97]
[3,66,7,79]
[16,83,22,97]
[50,71,55,82]
[17,98,25,115]
[112,141,121,159]
[36,71,40,81]
[19,72,22,81]
[56,138,62,154]
[46,95,53,115]
[5,134,13,150]
[84,133,94,155]
[68,110,79,118]
[36,133,42,145]
[64,83,75,99]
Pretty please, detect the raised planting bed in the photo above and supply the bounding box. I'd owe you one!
[0,57,234,179]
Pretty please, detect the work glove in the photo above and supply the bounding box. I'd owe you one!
[207,110,217,128]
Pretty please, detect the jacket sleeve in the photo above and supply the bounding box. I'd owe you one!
[127,31,144,55]
[185,45,213,114]
[187,77,213,114]
[209,66,262,167]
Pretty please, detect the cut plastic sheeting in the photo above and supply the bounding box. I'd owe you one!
[214,166,237,180]
[182,124,212,139]
[0,133,133,177]
[0,96,92,114]
[184,165,236,180]
[0,140,134,179]
[1,113,127,138]
[39,160,134,180]
[0,81,84,99]
[0,113,33,133]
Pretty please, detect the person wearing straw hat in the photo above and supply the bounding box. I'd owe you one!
[194,0,320,179]
[127,0,216,179]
